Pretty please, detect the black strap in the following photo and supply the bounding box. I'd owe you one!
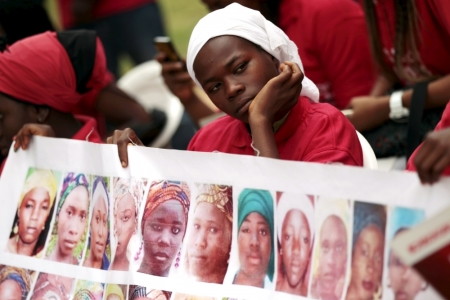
[406,81,429,159]
[57,30,97,94]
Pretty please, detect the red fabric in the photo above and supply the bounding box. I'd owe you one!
[188,96,363,166]
[374,0,450,85]
[59,0,154,29]
[0,115,102,176]
[407,101,450,174]
[0,32,78,113]
[278,0,376,109]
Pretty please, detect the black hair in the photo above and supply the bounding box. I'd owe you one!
[0,0,54,45]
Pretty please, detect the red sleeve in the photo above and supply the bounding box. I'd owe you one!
[430,0,450,37]
[316,0,376,108]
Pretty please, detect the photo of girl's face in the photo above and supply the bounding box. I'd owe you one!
[238,212,271,277]
[89,195,108,261]
[280,209,311,288]
[114,193,136,258]
[389,251,425,300]
[349,225,384,299]
[56,185,89,257]
[141,200,186,276]
[18,187,51,245]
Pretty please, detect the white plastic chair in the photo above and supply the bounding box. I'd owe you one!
[117,60,184,148]
[356,131,378,169]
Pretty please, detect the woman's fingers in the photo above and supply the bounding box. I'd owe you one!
[107,128,144,168]
[13,124,55,151]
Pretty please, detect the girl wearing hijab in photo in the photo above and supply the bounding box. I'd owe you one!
[110,3,362,168]
[83,177,110,270]
[387,207,428,300]
[233,188,274,289]
[346,202,386,300]
[276,192,314,296]
[0,265,32,300]
[7,168,58,258]
[184,184,233,283]
[104,284,126,300]
[110,177,145,271]
[46,173,90,265]
[30,272,74,300]
[73,280,104,300]
[138,181,190,277]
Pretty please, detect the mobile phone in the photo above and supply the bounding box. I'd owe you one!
[154,36,181,62]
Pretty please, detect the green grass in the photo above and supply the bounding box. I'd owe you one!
[44,0,208,76]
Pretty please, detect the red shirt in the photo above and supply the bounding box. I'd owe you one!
[0,115,102,175]
[188,96,363,166]
[58,0,155,29]
[374,0,450,85]
[278,0,376,109]
[407,101,450,174]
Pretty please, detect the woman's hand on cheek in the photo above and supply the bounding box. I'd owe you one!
[13,124,55,152]
[106,128,144,168]
[248,61,303,125]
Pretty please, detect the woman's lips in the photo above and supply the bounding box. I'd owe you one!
[63,239,77,249]
[26,226,38,234]
[154,251,170,262]
[362,280,374,292]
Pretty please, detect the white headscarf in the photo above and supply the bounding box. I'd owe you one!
[186,3,319,102]
[277,192,315,250]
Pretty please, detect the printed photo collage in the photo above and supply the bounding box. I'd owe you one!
[0,168,434,300]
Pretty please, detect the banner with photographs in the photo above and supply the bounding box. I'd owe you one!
[0,137,449,300]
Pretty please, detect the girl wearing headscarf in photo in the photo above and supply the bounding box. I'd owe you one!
[105,284,125,300]
[46,173,90,265]
[185,184,233,283]
[387,207,427,300]
[0,265,31,300]
[138,181,190,277]
[73,280,104,300]
[234,188,274,289]
[83,177,110,270]
[276,192,314,296]
[346,202,386,300]
[111,3,362,168]
[7,168,58,258]
[110,177,145,271]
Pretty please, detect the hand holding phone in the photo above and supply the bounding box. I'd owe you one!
[154,36,182,62]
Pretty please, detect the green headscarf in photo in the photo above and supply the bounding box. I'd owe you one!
[238,188,274,281]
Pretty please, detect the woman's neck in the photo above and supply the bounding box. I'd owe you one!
[50,244,76,264]
[9,235,36,256]
[197,267,227,284]
[83,251,102,269]
[138,260,169,277]
[234,269,266,288]
[111,254,129,271]
[278,276,303,295]
[47,111,82,139]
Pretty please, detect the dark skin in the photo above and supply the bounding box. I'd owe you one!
[108,36,303,165]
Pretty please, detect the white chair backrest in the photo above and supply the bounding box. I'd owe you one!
[356,131,378,169]
[117,60,184,148]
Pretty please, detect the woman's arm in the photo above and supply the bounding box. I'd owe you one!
[349,74,450,132]
[248,62,303,159]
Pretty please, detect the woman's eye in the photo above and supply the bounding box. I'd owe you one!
[209,83,221,93]
[193,224,200,230]
[42,205,49,210]
[209,227,217,233]
[241,228,249,234]
[259,229,267,236]
[284,234,290,241]
[303,237,309,244]
[235,62,248,74]
[25,203,33,209]
[81,213,86,221]
[152,224,162,231]
[172,227,181,234]
[96,216,100,223]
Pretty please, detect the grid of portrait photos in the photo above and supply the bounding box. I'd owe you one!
[0,167,443,300]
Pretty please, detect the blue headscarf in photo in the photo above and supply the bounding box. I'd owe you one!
[238,188,274,281]
[352,202,386,251]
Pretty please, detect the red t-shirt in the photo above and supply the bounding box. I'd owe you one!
[188,96,363,166]
[58,0,155,29]
[407,101,450,174]
[373,0,450,85]
[278,0,376,109]
[0,115,103,175]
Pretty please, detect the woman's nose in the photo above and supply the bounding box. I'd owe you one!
[225,79,245,101]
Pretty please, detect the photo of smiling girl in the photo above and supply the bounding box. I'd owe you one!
[137,180,190,277]
[83,176,111,270]
[45,172,91,265]
[7,168,60,258]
